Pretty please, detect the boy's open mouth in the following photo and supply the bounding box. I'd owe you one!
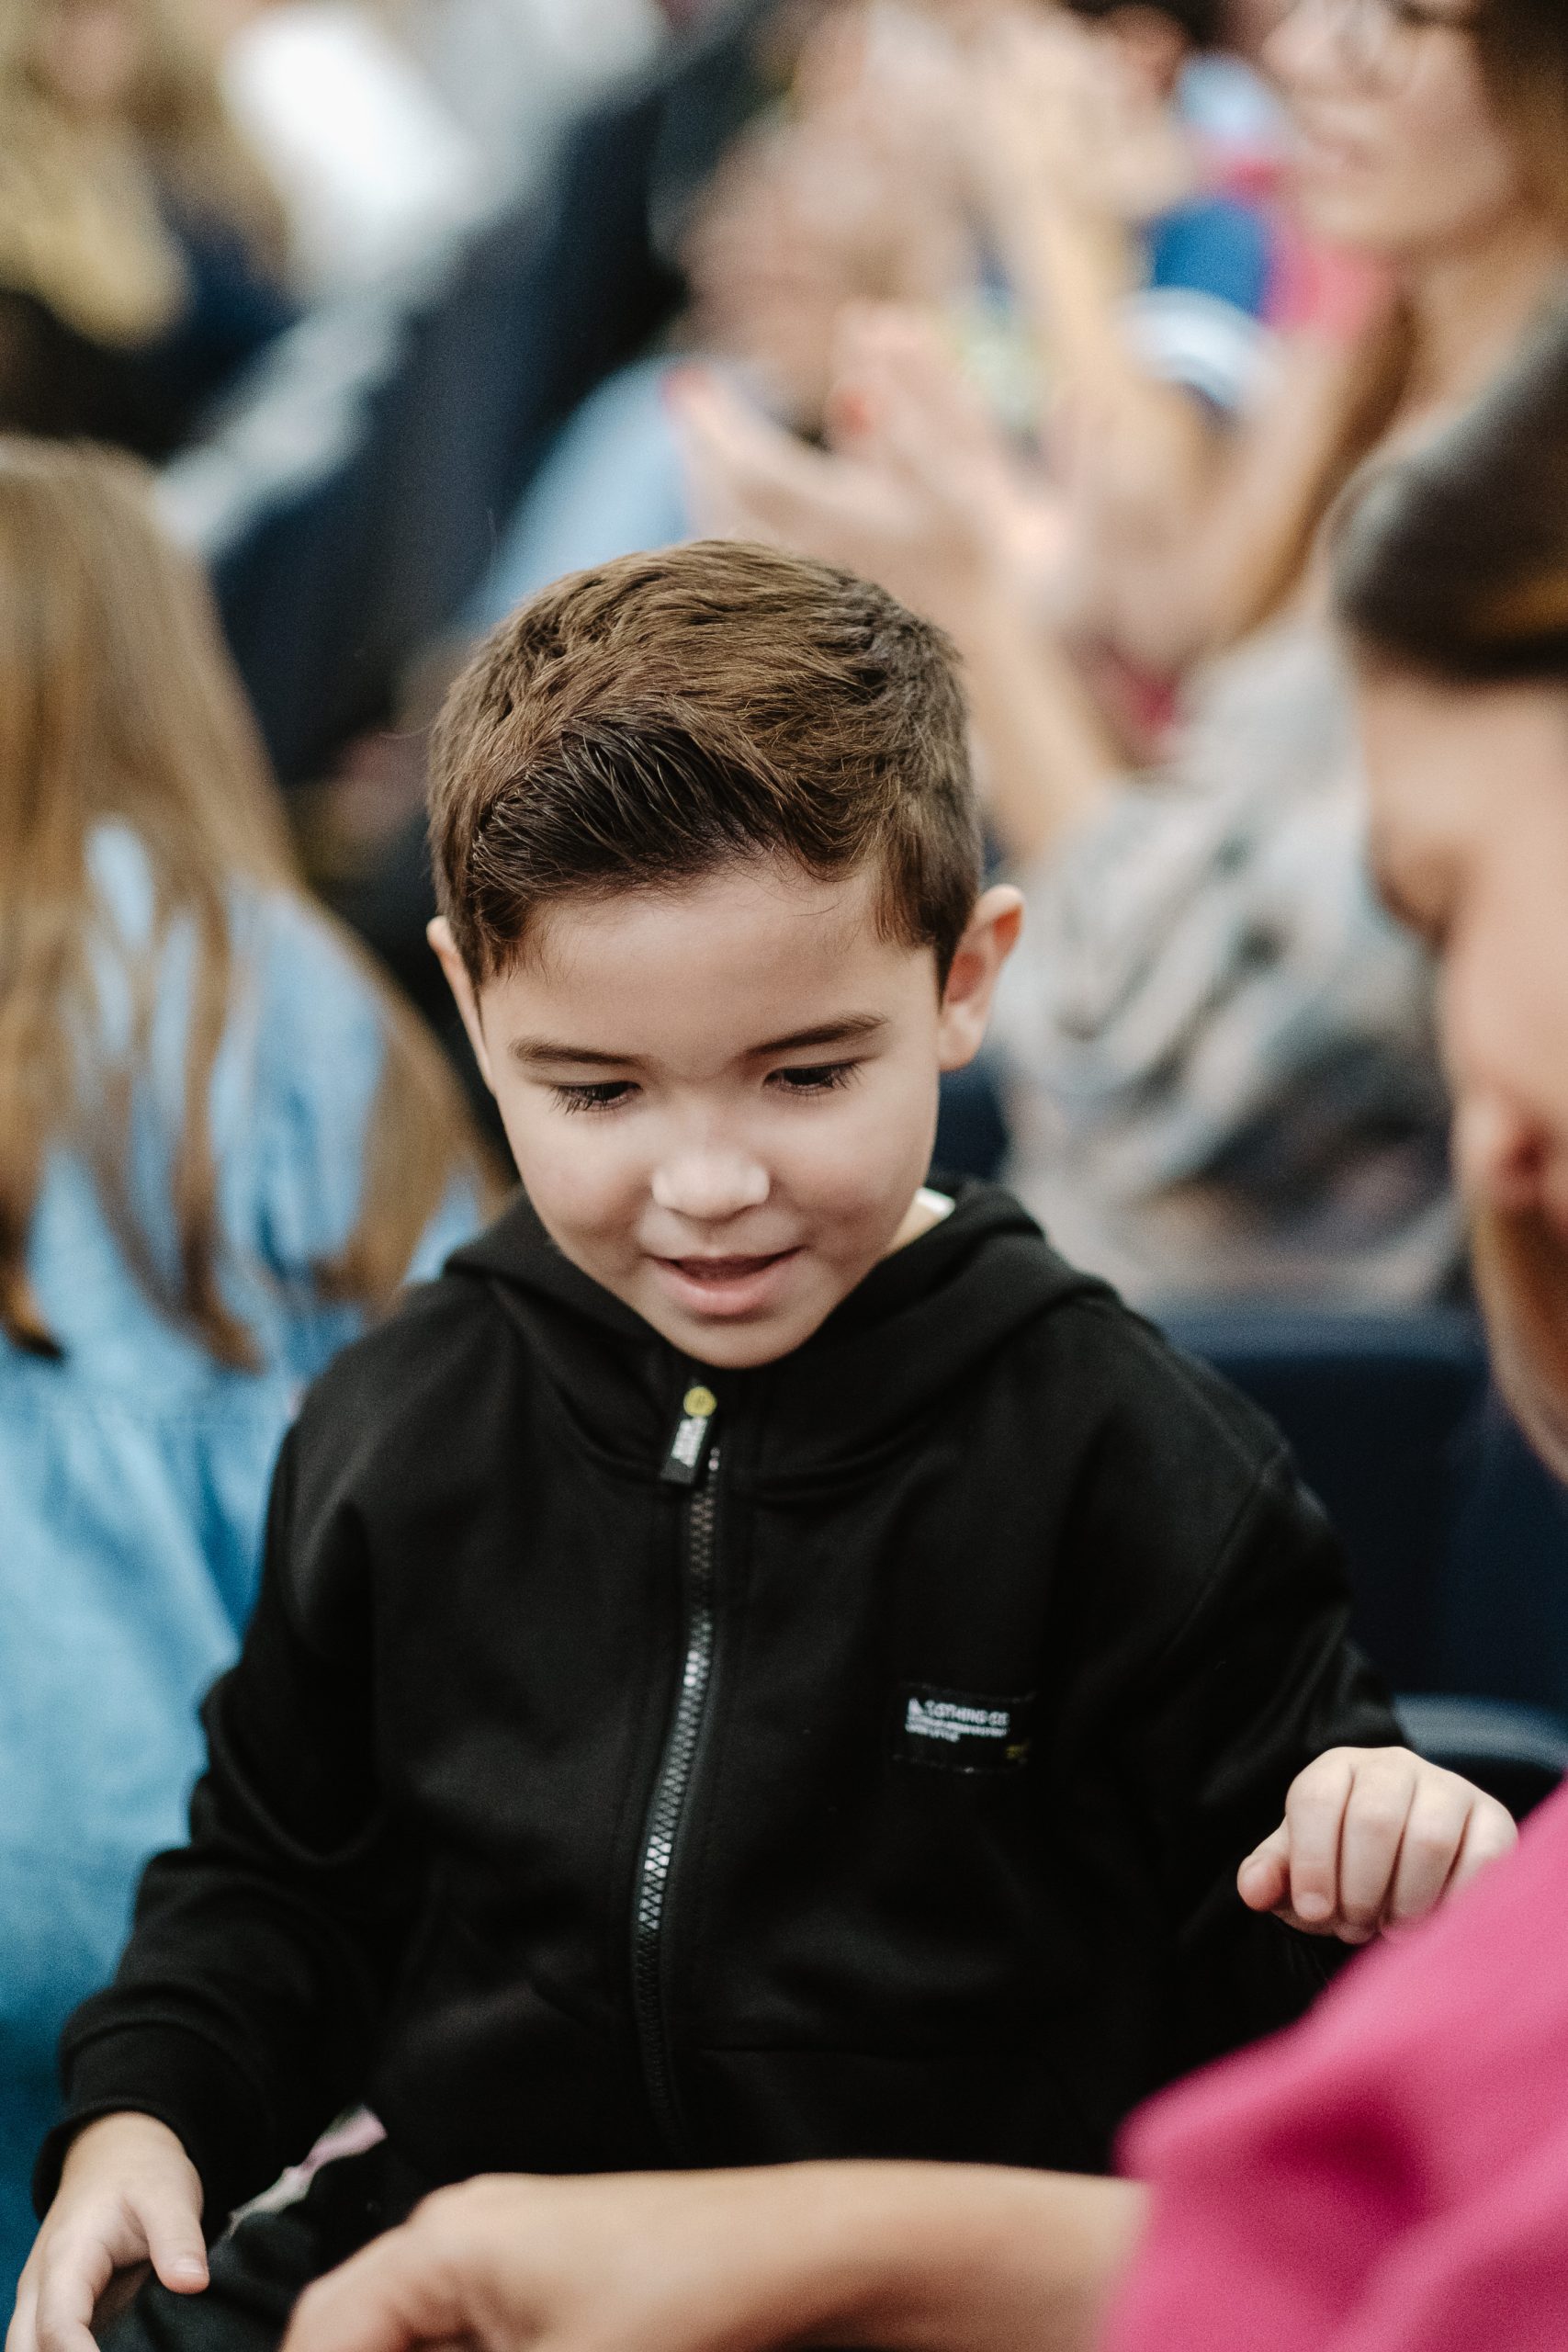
[651,1248,805,1317]
[661,1250,799,1283]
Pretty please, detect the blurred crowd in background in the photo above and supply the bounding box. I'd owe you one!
[6,0,1543,1314]
[5,0,1568,2301]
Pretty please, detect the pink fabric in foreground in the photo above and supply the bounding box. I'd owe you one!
[1104,1778,1568,2352]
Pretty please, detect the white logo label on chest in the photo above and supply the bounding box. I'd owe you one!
[904,1696,1012,1746]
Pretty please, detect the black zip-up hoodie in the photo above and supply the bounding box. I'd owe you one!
[41,1184,1398,2224]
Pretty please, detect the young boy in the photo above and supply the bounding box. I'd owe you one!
[17,545,1509,2352]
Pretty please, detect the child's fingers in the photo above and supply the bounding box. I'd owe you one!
[1236,1822,1291,1914]
[863,368,963,504]
[672,377,854,550]
[31,2230,115,2352]
[1385,1771,1482,1926]
[1335,1751,1419,1939]
[91,2265,152,2335]
[1282,1747,1357,1926]
[138,2189,208,2295]
[283,2226,463,2352]
[1445,1792,1518,1895]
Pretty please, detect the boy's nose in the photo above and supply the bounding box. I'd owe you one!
[650,1150,772,1222]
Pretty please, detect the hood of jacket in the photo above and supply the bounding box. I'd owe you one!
[444,1180,1106,1492]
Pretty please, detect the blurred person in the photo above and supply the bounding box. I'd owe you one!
[462,30,975,629]
[0,0,296,456]
[676,0,1568,1309]
[1017,0,1277,396]
[920,0,1285,657]
[252,288,1568,2352]
[462,0,1266,626]
[0,441,492,2303]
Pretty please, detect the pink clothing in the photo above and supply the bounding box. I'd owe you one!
[1266,230,1393,345]
[1104,1780,1568,2352]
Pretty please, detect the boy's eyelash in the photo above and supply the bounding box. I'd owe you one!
[771,1061,860,1096]
[548,1064,860,1113]
[551,1080,637,1114]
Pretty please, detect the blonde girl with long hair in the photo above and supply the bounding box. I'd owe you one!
[0,0,292,454]
[0,439,492,2297]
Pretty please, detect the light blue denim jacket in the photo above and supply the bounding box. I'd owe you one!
[0,829,475,2294]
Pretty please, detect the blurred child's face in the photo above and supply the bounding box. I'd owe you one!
[1360,668,1568,1478]
[1267,0,1529,262]
[433,861,1021,1369]
[34,0,142,116]
[1086,6,1191,104]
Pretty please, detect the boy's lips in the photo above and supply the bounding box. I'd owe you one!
[650,1247,804,1318]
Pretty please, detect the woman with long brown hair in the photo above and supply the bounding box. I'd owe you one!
[675,0,1568,1309]
[0,439,491,2299]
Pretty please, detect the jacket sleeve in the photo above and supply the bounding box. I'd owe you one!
[1127,1439,1403,2084]
[35,1422,420,2230]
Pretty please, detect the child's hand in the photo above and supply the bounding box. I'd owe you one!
[1238,1746,1517,1945]
[7,2112,207,2352]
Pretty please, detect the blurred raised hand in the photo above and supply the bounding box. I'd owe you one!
[968,7,1196,235]
[671,318,1118,867]
[674,302,1065,630]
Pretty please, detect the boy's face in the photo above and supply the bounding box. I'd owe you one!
[433,861,1021,1370]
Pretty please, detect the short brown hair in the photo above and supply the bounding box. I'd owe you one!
[428,540,981,984]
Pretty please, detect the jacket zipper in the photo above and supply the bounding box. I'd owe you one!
[632,1439,721,2157]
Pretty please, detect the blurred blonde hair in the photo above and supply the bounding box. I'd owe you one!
[125,0,289,265]
[0,439,495,1364]
[0,0,287,345]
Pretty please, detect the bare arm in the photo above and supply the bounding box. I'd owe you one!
[965,12,1222,652]
[964,19,1388,672]
[1072,331,1376,671]
[281,2163,1149,2352]
[948,575,1119,864]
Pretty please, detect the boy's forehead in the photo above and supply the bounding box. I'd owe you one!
[484,862,936,1057]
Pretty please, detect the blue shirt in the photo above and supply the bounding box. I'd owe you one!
[1129,192,1275,415]
[0,828,474,2293]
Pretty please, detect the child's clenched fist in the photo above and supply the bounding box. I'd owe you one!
[1238,1747,1517,1945]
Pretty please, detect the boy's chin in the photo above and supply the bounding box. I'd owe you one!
[655,1320,819,1371]
[634,1294,835,1373]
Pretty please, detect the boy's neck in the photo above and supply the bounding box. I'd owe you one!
[885,1184,955,1260]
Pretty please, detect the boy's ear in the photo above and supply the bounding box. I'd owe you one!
[936,885,1024,1074]
[427,917,497,1096]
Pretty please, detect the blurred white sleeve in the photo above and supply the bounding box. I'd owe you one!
[222,2,489,300]
[412,0,664,180]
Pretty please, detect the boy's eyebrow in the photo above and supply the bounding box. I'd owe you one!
[745,1014,887,1057]
[507,1015,888,1071]
[508,1039,643,1070]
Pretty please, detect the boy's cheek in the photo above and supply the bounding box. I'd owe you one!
[499,1120,631,1253]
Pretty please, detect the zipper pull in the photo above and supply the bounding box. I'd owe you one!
[660,1383,718,1487]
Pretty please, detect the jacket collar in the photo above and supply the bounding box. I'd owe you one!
[445,1182,1104,1488]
